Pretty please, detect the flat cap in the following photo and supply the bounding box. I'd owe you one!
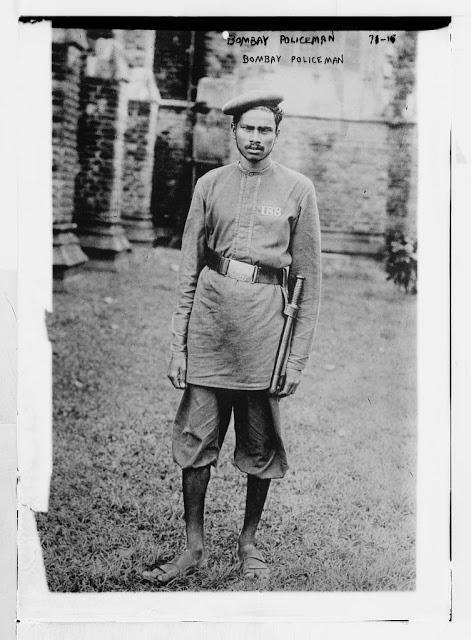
[221,90,284,115]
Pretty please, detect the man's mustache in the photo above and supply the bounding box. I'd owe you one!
[246,144,264,150]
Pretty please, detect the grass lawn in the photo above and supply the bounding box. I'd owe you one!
[36,248,416,592]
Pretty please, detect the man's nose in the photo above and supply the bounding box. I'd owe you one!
[250,130,262,143]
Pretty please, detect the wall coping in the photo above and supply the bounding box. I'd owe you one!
[159,97,417,126]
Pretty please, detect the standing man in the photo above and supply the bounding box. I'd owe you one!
[143,90,321,585]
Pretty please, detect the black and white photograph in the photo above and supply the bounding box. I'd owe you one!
[5,6,465,637]
[36,19,424,593]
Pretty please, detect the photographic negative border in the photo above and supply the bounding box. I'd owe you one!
[3,3,468,639]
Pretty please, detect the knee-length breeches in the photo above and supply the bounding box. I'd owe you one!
[172,384,288,480]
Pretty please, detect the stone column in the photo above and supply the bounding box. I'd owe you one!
[75,32,131,269]
[52,28,89,281]
[117,30,161,244]
[192,76,235,166]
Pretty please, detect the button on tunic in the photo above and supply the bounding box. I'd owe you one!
[171,160,322,390]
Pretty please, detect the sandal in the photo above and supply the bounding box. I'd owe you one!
[142,551,207,586]
[238,544,270,580]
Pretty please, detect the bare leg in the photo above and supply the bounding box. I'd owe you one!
[183,465,210,558]
[143,465,210,584]
[237,475,271,579]
[238,475,271,549]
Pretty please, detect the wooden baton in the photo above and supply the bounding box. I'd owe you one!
[269,275,305,395]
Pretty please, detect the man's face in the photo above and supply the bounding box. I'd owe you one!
[232,108,279,165]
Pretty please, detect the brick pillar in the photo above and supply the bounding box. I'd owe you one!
[52,28,89,281]
[117,30,161,244]
[75,32,131,269]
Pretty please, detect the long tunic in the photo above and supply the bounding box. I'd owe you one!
[171,159,322,390]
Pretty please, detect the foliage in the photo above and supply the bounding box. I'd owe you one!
[384,232,417,294]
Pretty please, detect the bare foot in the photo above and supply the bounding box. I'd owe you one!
[142,549,207,585]
[237,543,270,581]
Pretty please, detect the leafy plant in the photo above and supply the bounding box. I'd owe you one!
[384,232,417,294]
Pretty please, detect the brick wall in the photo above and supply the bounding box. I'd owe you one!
[192,107,392,252]
[406,124,418,237]
[50,28,418,261]
[151,105,193,237]
[188,29,418,253]
[118,30,159,243]
[52,29,89,278]
[74,77,121,226]
[202,30,405,122]
[387,123,417,238]
[122,100,152,217]
[52,38,84,225]
[154,31,193,100]
[272,117,390,238]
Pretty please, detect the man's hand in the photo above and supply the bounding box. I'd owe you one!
[277,367,301,397]
[167,352,187,390]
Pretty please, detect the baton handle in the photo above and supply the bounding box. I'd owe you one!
[269,275,305,394]
[291,275,305,308]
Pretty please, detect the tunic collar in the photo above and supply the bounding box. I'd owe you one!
[237,159,274,176]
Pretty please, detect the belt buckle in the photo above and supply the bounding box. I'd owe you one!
[227,259,256,283]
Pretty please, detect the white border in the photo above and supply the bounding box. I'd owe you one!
[15,19,453,628]
[14,0,471,18]
[450,16,471,626]
[8,2,471,639]
[17,20,53,517]
[0,1,18,639]
[12,621,471,640]
[414,24,450,619]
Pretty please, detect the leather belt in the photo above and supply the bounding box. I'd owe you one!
[205,247,285,286]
